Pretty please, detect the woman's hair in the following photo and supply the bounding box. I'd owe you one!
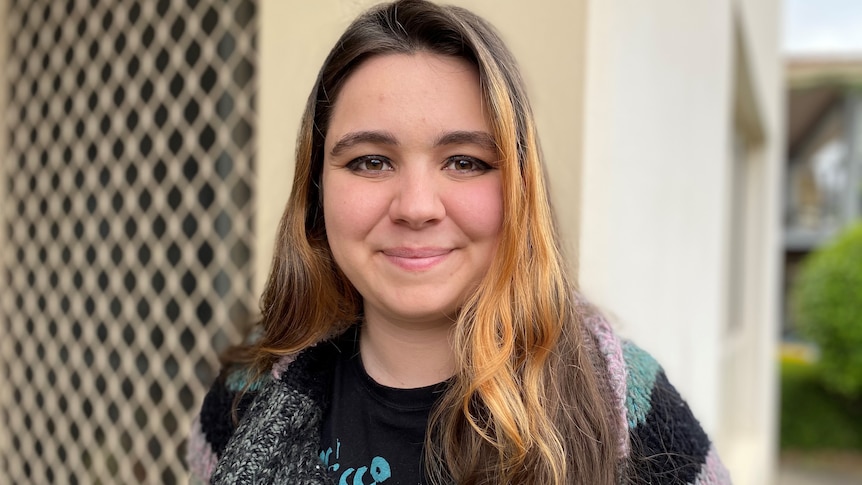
[240,1,622,483]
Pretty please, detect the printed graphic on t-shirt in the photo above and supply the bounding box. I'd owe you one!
[320,439,394,484]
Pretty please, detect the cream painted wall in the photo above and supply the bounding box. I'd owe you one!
[255,0,587,296]
[255,1,347,297]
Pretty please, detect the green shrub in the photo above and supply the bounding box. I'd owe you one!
[791,222,862,398]
[780,358,862,450]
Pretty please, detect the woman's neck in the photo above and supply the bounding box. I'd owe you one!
[359,315,455,389]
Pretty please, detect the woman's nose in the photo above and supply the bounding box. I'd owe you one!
[389,169,445,228]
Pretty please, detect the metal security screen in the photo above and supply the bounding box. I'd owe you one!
[1,0,256,483]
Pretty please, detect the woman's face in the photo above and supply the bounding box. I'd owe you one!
[322,52,503,329]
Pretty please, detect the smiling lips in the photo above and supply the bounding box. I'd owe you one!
[382,247,453,271]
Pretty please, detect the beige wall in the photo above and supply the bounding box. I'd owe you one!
[256,0,587,295]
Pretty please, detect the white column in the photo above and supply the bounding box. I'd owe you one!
[580,0,734,436]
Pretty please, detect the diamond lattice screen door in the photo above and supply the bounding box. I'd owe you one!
[0,0,256,483]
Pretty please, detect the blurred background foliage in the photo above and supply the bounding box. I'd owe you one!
[783,222,862,450]
[780,357,862,450]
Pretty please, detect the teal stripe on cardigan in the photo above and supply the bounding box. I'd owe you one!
[622,341,661,428]
[225,365,270,392]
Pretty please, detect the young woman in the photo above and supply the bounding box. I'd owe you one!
[188,1,730,483]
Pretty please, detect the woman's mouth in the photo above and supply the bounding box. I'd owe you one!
[381,247,452,271]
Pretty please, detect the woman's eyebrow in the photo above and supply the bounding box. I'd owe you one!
[329,130,398,157]
[434,130,497,151]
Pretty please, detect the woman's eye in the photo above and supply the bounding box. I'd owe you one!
[445,156,490,173]
[348,156,392,172]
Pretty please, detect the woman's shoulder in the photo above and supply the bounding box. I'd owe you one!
[186,333,348,483]
[584,308,731,483]
[621,340,730,484]
[186,361,279,482]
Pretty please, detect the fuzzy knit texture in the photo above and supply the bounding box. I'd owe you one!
[187,314,731,484]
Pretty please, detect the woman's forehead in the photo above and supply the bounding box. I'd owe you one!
[324,53,491,150]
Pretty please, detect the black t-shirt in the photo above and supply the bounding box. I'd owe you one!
[320,330,447,485]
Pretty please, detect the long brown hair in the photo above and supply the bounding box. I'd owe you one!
[239,1,621,483]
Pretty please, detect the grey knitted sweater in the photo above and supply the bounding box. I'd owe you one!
[187,315,731,484]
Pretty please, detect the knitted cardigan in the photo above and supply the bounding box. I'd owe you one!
[187,313,731,484]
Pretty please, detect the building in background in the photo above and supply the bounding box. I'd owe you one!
[0,1,783,483]
[783,56,862,333]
